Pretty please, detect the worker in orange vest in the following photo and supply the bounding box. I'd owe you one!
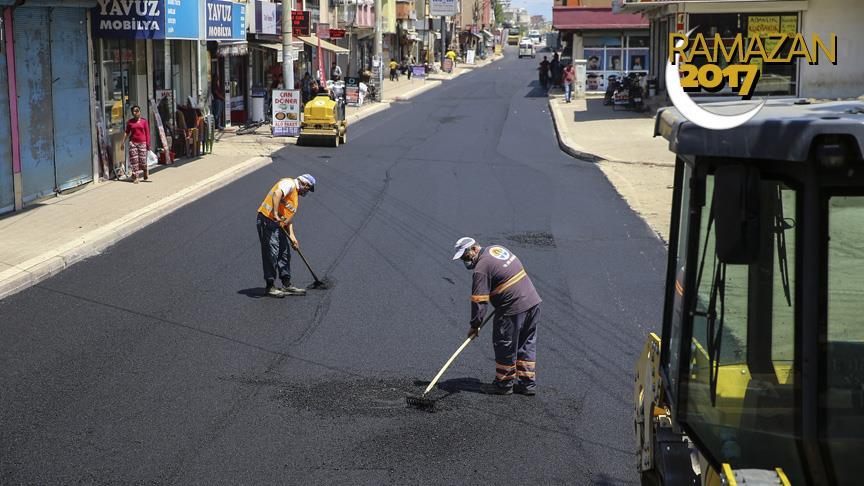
[256,174,316,297]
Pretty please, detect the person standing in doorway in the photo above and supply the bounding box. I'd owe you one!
[330,62,343,82]
[123,105,151,184]
[563,62,577,103]
[212,76,226,130]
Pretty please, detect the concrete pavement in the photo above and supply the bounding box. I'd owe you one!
[0,55,503,301]
[548,93,676,241]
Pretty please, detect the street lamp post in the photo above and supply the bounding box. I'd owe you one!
[374,0,383,100]
[282,0,294,90]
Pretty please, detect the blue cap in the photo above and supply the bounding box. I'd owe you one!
[298,174,316,191]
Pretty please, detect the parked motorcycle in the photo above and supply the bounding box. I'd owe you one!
[610,73,646,112]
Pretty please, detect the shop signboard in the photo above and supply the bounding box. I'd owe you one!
[92,0,199,40]
[345,87,360,106]
[429,0,457,17]
[292,10,310,36]
[205,0,247,41]
[251,0,278,35]
[411,65,426,79]
[329,28,346,39]
[442,57,453,73]
[318,23,330,39]
[272,89,301,137]
[465,50,475,65]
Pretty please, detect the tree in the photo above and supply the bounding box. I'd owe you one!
[491,0,505,27]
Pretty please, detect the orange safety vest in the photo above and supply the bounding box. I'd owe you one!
[258,179,299,223]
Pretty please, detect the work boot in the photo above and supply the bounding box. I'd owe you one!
[514,383,537,396]
[481,383,513,396]
[266,285,286,298]
[281,282,306,296]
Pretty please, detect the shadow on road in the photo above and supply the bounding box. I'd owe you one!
[431,377,485,395]
[237,287,268,299]
[525,80,550,98]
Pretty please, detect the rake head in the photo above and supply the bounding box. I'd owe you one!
[308,277,333,290]
[405,395,436,412]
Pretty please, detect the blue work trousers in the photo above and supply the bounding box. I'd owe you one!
[256,213,292,287]
[492,304,540,390]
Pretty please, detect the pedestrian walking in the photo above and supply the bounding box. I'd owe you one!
[389,58,399,81]
[452,237,542,396]
[256,174,317,298]
[122,105,151,184]
[538,56,550,92]
[563,62,577,103]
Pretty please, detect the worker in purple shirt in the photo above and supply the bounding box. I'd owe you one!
[453,237,542,395]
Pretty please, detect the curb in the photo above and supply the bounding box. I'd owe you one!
[547,97,604,163]
[0,156,271,301]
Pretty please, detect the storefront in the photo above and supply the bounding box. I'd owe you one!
[0,2,97,212]
[552,6,649,92]
[92,0,202,174]
[617,0,863,99]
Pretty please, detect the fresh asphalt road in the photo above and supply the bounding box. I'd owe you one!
[1,49,667,484]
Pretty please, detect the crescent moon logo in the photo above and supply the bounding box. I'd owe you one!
[666,28,767,130]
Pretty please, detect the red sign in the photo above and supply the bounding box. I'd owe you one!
[329,28,346,39]
[291,10,310,36]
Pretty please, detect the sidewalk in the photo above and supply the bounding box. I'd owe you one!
[548,92,675,241]
[0,55,503,301]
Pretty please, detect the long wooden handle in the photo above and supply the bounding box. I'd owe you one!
[280,227,322,283]
[423,312,494,396]
[424,336,474,396]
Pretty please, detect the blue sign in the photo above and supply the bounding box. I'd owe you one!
[165,0,200,39]
[93,0,164,39]
[205,0,246,41]
[93,0,200,40]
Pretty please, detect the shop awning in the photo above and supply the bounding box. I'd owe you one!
[253,41,304,57]
[297,35,350,54]
[552,7,648,30]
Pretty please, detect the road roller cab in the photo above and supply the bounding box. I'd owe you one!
[298,92,348,147]
[635,100,864,485]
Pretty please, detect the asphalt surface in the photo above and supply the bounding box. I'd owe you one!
[0,48,668,484]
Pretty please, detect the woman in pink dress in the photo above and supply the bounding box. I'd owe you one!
[123,105,151,183]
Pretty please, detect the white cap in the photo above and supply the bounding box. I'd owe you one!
[452,237,476,260]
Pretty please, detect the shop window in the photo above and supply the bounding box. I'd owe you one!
[688,13,798,96]
[584,32,650,91]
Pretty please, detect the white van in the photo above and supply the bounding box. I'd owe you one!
[518,40,535,59]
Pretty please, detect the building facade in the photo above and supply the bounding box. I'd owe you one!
[617,0,864,99]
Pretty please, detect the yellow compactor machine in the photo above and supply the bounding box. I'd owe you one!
[298,92,348,147]
[634,100,864,485]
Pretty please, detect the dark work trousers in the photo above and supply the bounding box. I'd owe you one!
[492,304,540,390]
[256,213,291,287]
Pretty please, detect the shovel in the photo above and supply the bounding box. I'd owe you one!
[280,227,330,289]
[406,311,495,411]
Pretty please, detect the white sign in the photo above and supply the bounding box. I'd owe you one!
[272,89,301,137]
[466,50,475,64]
[318,22,330,39]
[429,0,457,17]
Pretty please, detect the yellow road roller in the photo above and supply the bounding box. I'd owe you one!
[298,92,348,147]
[635,100,864,485]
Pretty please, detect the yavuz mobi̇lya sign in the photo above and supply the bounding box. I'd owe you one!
[93,0,199,40]
[205,0,247,41]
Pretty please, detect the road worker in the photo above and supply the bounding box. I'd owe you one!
[453,237,542,395]
[256,174,316,298]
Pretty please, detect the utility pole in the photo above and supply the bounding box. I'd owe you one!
[374,0,383,100]
[440,16,445,68]
[282,0,294,90]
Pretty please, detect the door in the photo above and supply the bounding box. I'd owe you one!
[13,7,55,203]
[0,32,14,213]
[50,7,93,191]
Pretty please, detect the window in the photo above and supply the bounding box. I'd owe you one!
[665,162,693,399]
[824,196,864,484]
[688,13,799,96]
[681,174,802,482]
[583,32,649,91]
